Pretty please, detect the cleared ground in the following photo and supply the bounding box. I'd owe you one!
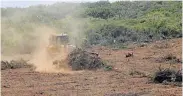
[1,38,182,96]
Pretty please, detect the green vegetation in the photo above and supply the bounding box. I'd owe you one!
[1,1,182,55]
[83,1,182,46]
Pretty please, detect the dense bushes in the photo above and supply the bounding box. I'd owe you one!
[83,1,182,19]
[86,24,181,46]
[83,1,182,47]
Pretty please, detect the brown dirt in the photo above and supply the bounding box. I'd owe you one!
[1,38,182,96]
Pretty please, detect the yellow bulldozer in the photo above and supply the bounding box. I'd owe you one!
[47,33,75,59]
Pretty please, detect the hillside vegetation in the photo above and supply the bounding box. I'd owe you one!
[1,1,182,54]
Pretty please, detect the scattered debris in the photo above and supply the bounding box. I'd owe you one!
[36,91,44,95]
[52,59,69,69]
[105,93,138,96]
[153,41,170,49]
[105,91,149,96]
[2,85,10,88]
[156,54,182,64]
[129,70,147,77]
[104,65,113,71]
[1,59,34,70]
[125,52,133,58]
[164,54,177,61]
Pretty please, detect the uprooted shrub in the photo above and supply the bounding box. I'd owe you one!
[67,48,104,70]
[1,59,34,70]
[175,70,182,82]
[153,69,176,83]
[153,68,182,86]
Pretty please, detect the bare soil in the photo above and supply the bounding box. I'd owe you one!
[1,38,182,96]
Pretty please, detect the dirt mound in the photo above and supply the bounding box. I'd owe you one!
[1,59,34,70]
[67,48,104,70]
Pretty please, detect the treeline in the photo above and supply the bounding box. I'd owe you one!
[83,1,181,19]
[1,1,182,54]
[82,1,182,47]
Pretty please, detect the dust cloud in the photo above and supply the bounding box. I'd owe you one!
[63,17,87,48]
[2,17,86,74]
[29,26,74,73]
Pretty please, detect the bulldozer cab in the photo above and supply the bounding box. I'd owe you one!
[47,34,69,58]
[49,34,69,46]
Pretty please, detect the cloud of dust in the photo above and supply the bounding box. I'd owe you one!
[2,6,86,74]
[29,26,73,74]
[1,23,39,56]
[63,16,87,48]
[29,16,87,73]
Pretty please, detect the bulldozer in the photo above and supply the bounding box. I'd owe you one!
[47,33,75,59]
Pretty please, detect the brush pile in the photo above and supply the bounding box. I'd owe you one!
[67,48,104,70]
[153,69,182,86]
[1,59,34,70]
